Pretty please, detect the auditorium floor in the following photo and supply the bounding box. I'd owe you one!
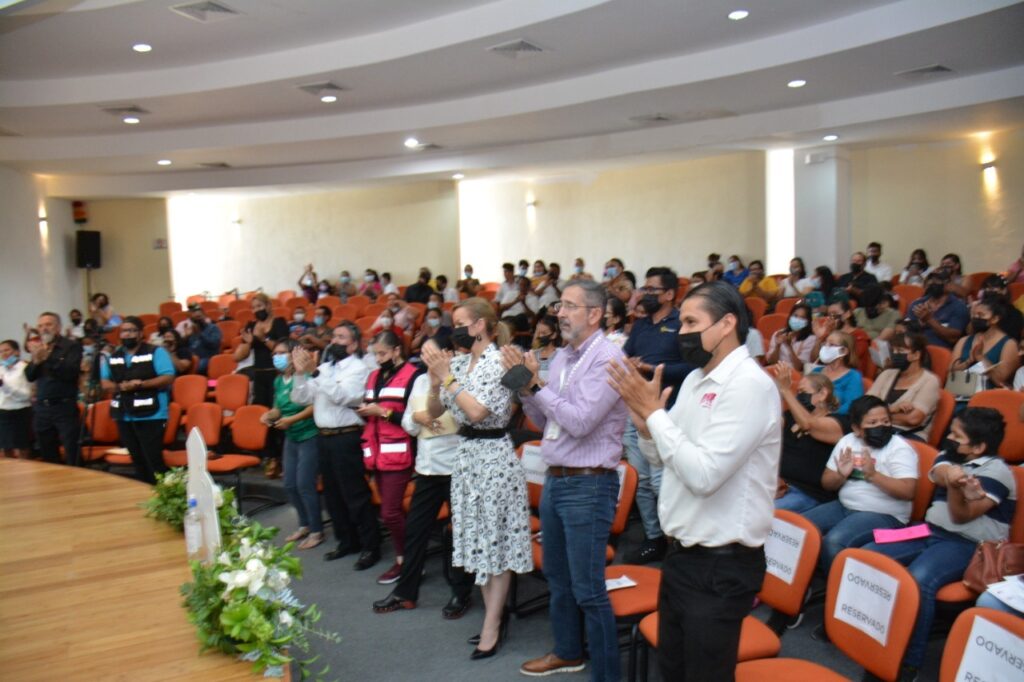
[249,503,947,682]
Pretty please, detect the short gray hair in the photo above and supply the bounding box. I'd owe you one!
[564,280,606,310]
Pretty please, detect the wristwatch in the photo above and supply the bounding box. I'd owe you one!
[529,382,541,395]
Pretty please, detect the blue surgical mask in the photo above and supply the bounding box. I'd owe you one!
[2,355,17,367]
[574,265,583,274]
[427,318,441,329]
[340,275,350,284]
[518,267,528,278]
[606,266,619,278]
[314,315,325,327]
[464,270,472,278]
[427,301,439,310]
[788,316,809,332]
[272,354,289,371]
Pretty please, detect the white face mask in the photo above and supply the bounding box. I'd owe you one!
[427,301,439,310]
[464,270,472,278]
[380,317,393,329]
[364,274,374,282]
[819,344,845,364]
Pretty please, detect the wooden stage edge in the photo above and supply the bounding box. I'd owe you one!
[0,459,286,681]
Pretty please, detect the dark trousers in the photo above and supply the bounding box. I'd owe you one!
[34,400,80,466]
[658,542,766,682]
[118,419,168,484]
[318,431,380,552]
[392,474,473,603]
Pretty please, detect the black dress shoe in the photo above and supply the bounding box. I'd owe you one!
[324,545,356,562]
[470,609,509,660]
[467,634,481,646]
[372,593,416,613]
[442,594,471,620]
[353,549,381,571]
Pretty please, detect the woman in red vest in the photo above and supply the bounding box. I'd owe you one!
[358,330,422,585]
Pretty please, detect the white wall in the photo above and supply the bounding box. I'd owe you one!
[0,165,81,342]
[168,181,459,301]
[458,152,767,283]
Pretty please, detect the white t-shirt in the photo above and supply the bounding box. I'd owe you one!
[500,289,539,318]
[827,432,918,523]
[865,261,893,283]
[1012,366,1024,391]
[745,328,765,360]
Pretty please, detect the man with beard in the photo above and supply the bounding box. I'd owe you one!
[25,311,83,465]
[505,280,628,680]
[290,322,381,570]
[620,267,692,563]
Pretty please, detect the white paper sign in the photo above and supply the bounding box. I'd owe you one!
[616,462,627,502]
[606,575,637,591]
[833,557,900,646]
[955,615,1024,682]
[521,443,548,486]
[765,517,807,585]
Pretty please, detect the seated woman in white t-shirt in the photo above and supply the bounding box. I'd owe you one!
[803,395,919,573]
[778,257,816,299]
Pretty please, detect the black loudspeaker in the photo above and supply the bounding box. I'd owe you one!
[76,230,101,269]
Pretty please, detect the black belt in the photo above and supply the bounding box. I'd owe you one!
[671,540,762,556]
[547,466,615,477]
[457,426,509,440]
[39,397,76,406]
[319,425,361,436]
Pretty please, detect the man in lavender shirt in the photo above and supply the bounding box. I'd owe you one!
[501,280,628,681]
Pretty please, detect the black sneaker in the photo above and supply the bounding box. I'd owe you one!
[624,537,666,564]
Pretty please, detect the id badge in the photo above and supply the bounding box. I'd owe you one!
[544,421,561,441]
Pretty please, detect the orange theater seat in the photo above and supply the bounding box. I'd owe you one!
[80,400,120,463]
[215,373,250,425]
[164,402,222,467]
[938,608,1024,682]
[105,402,182,468]
[206,353,237,381]
[171,374,207,413]
[159,301,183,317]
[967,389,1024,462]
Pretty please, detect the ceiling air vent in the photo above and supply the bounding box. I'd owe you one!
[101,105,150,118]
[170,1,241,23]
[894,64,954,80]
[487,39,545,59]
[296,81,347,97]
[197,162,232,169]
[629,114,676,125]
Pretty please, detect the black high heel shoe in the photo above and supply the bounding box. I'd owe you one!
[470,610,509,660]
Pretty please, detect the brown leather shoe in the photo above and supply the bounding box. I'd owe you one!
[519,653,586,677]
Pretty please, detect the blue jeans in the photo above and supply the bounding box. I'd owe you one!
[283,436,322,533]
[803,500,903,573]
[540,471,620,682]
[863,527,977,668]
[774,485,822,513]
[977,591,1023,617]
[623,422,663,540]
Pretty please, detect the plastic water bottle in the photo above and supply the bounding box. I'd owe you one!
[184,497,203,561]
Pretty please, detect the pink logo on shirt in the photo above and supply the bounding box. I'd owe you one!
[700,392,717,408]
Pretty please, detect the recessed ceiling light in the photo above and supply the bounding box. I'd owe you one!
[132,43,152,53]
[728,10,749,21]
[123,116,140,125]
[787,79,807,88]
[822,134,839,142]
[452,173,465,180]
[320,94,338,103]
[157,159,172,166]
[404,137,421,149]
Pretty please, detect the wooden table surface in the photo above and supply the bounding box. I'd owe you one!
[0,459,274,681]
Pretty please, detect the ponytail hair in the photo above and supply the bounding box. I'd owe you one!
[454,297,509,347]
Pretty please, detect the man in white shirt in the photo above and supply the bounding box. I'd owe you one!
[534,262,566,310]
[435,275,460,304]
[372,337,475,619]
[499,276,540,320]
[497,262,518,302]
[609,281,781,682]
[291,322,381,570]
[865,241,893,283]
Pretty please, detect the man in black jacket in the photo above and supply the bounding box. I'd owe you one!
[25,311,82,465]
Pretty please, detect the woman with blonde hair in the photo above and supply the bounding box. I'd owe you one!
[421,297,530,660]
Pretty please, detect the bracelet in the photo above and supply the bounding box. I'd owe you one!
[443,374,456,388]
[452,386,465,400]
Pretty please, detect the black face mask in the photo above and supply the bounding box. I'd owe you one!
[862,425,894,449]
[70,318,82,326]
[849,262,863,274]
[325,344,348,363]
[158,324,172,333]
[122,337,139,350]
[890,352,910,371]
[971,317,990,333]
[678,330,713,367]
[926,283,945,299]
[796,392,816,412]
[452,325,475,350]
[379,359,395,373]
[639,294,661,316]
[865,306,880,319]
[940,438,968,462]
[537,335,553,346]
[254,309,269,321]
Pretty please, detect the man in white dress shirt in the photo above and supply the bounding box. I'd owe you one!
[609,281,781,682]
[865,241,893,283]
[292,322,381,570]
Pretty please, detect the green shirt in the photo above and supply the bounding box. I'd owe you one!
[853,306,900,340]
[273,374,319,442]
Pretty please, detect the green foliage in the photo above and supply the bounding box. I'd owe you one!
[145,468,338,679]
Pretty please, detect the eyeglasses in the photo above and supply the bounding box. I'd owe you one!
[551,301,597,314]
[639,286,666,294]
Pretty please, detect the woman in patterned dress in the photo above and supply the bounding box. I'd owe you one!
[421,298,532,659]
